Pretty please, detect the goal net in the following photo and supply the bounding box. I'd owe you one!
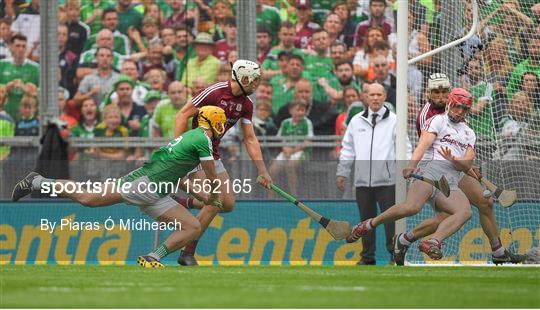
[404,0,540,264]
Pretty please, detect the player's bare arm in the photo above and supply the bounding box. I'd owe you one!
[174,100,198,137]
[403,130,436,178]
[241,121,272,188]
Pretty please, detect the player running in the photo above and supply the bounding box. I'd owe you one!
[172,59,272,266]
[393,73,525,265]
[11,106,227,268]
[346,87,477,260]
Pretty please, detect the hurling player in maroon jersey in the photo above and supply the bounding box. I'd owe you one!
[173,59,272,266]
[394,73,524,265]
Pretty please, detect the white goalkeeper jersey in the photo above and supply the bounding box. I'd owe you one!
[421,113,476,170]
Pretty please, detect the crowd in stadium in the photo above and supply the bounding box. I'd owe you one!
[0,0,538,163]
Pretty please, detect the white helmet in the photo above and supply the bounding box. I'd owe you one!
[231,59,261,85]
[428,73,451,91]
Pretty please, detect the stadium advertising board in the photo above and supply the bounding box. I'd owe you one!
[0,201,537,265]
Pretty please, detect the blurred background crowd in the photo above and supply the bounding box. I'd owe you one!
[0,0,539,196]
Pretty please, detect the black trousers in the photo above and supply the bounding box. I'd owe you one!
[355,185,396,261]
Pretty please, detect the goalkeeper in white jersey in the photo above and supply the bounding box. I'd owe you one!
[346,88,478,260]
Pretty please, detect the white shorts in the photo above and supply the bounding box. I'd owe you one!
[188,159,227,176]
[120,176,178,219]
[414,161,462,202]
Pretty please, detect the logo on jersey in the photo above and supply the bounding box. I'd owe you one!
[440,134,469,150]
[219,100,227,107]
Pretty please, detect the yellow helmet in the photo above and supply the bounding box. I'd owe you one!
[198,106,227,138]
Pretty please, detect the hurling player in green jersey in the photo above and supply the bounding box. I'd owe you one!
[11,106,227,268]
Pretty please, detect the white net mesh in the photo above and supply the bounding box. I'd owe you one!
[405,0,540,264]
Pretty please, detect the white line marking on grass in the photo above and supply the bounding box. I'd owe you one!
[299,285,367,292]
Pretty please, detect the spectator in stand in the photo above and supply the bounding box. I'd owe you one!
[332,1,357,48]
[370,54,396,108]
[346,0,368,25]
[330,41,347,65]
[499,91,538,160]
[334,86,360,157]
[84,8,130,56]
[58,24,79,99]
[262,22,304,80]
[353,0,394,48]
[323,12,345,45]
[271,54,307,115]
[10,0,39,60]
[256,81,273,102]
[211,0,234,42]
[174,26,196,80]
[0,18,11,60]
[161,27,176,51]
[257,26,272,64]
[130,15,161,53]
[108,76,147,137]
[88,104,129,160]
[139,40,173,82]
[294,0,319,49]
[0,34,39,120]
[116,0,144,36]
[80,0,115,36]
[213,17,237,63]
[153,81,190,138]
[318,60,361,108]
[164,0,192,30]
[507,34,540,99]
[276,78,337,135]
[191,77,209,96]
[256,0,281,45]
[353,26,388,80]
[181,32,220,89]
[143,2,163,26]
[253,99,278,138]
[72,98,99,141]
[336,83,401,265]
[304,29,333,81]
[64,0,89,56]
[520,72,539,111]
[109,59,149,107]
[74,46,119,109]
[77,29,124,81]
[0,85,15,160]
[270,98,314,195]
[144,68,167,95]
[14,95,39,136]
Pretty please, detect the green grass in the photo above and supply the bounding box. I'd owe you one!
[1,265,539,308]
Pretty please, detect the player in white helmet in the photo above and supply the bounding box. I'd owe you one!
[172,59,272,266]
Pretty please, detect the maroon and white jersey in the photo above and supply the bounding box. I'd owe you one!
[213,40,236,63]
[421,113,476,167]
[416,101,446,137]
[192,81,254,159]
[295,21,320,49]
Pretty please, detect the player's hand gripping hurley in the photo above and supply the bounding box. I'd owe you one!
[409,173,451,197]
[467,168,517,208]
[256,176,350,240]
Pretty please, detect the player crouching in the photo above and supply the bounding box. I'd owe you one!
[11,106,227,268]
[346,88,477,260]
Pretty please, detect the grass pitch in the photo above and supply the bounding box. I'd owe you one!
[1,265,539,308]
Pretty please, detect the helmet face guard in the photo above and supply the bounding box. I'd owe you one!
[198,106,227,139]
[231,59,261,96]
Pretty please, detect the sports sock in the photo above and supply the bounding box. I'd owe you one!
[399,232,413,246]
[148,243,170,260]
[182,240,198,255]
[32,176,54,190]
[175,196,194,209]
[490,238,505,257]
